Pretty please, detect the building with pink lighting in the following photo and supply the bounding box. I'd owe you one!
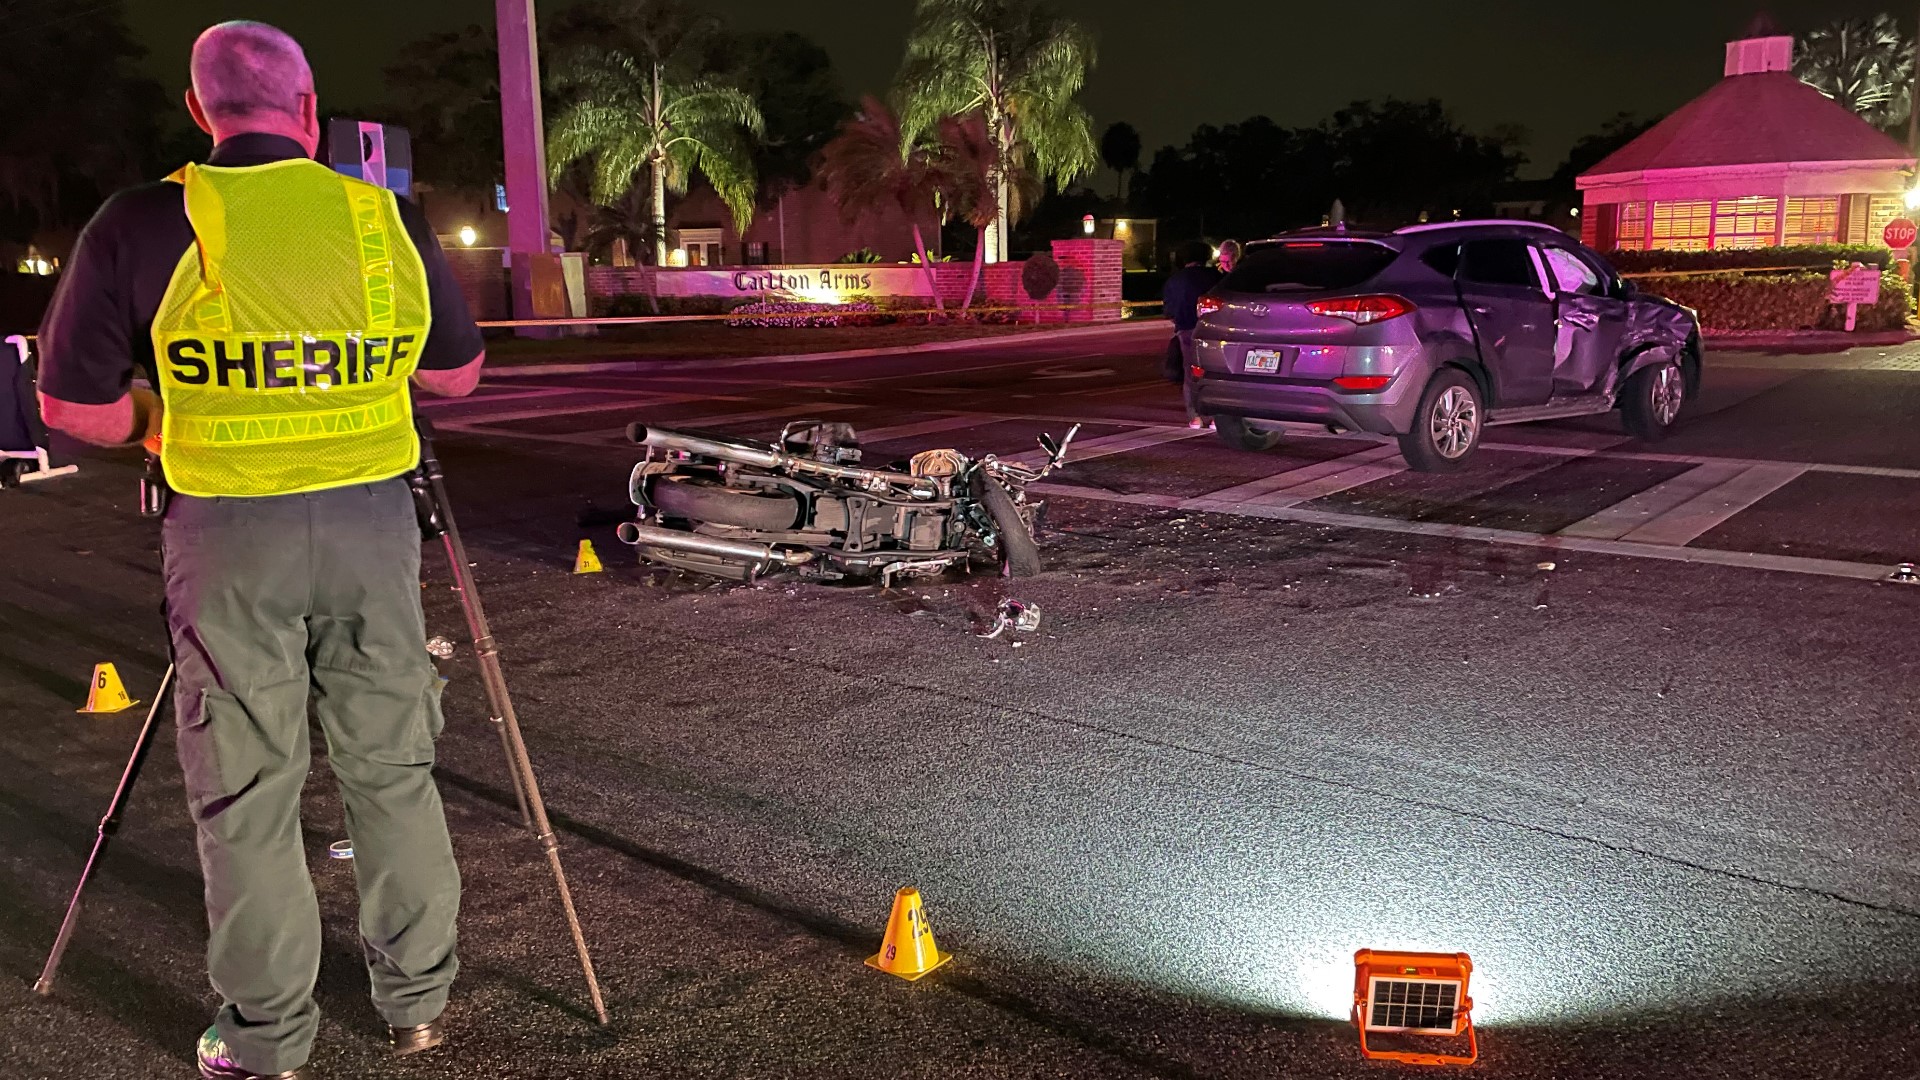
[1577,33,1915,252]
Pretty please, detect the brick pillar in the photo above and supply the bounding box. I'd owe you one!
[1050,238,1125,322]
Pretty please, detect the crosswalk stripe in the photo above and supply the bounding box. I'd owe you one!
[1007,426,1203,468]
[447,403,857,448]
[444,393,713,426]
[1029,480,1894,583]
[854,415,1005,444]
[1611,462,1809,547]
[1557,462,1750,541]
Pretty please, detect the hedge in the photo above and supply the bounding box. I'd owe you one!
[1635,270,1914,332]
[1609,245,1895,275]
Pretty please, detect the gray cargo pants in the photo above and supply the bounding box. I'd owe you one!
[162,477,461,1075]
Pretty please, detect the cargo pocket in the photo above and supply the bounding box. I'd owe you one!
[178,688,273,821]
[425,676,448,742]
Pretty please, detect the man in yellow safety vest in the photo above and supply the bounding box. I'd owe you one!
[37,21,484,1080]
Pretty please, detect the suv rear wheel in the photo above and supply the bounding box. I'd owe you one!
[1398,369,1483,472]
[1620,358,1686,442]
[1214,415,1285,451]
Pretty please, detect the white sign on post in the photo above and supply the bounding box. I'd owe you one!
[1828,265,1882,333]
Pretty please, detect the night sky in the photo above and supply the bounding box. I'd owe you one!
[130,0,1894,176]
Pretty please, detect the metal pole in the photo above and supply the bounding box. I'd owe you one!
[414,423,610,1026]
[497,0,553,324]
[35,666,177,996]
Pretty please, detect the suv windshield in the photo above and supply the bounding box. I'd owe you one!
[1223,241,1398,293]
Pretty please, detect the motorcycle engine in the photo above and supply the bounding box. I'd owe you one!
[783,421,863,465]
[909,448,967,479]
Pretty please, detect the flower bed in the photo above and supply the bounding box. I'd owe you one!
[724,300,887,328]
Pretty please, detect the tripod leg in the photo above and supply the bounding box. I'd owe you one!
[422,464,609,1025]
[35,665,177,995]
[448,564,532,831]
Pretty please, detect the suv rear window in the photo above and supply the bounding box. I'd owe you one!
[1223,242,1397,293]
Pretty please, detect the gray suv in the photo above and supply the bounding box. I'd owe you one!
[1189,221,1701,470]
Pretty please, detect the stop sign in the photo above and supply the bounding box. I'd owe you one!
[1885,218,1917,249]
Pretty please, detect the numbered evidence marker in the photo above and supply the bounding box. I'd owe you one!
[865,886,951,980]
[77,663,140,714]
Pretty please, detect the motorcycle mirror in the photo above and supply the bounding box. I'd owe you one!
[1038,433,1060,458]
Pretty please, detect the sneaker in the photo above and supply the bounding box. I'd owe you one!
[1186,416,1215,431]
[389,1020,445,1057]
[196,1027,311,1080]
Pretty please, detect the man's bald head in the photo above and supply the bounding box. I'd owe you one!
[188,21,318,148]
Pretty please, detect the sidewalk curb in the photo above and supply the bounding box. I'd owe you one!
[483,321,1165,379]
[1706,330,1916,353]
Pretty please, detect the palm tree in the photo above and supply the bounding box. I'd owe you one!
[1100,121,1141,200]
[895,0,1098,263]
[1796,15,1915,129]
[939,112,1028,312]
[546,0,764,267]
[816,98,964,312]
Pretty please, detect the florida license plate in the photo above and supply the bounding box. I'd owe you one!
[1244,348,1286,373]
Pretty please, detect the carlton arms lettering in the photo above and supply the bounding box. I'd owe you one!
[164,334,418,390]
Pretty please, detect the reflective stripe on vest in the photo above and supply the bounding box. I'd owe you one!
[152,159,432,498]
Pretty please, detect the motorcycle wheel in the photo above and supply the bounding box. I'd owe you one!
[650,474,800,531]
[971,472,1042,577]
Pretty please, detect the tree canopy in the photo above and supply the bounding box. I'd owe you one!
[545,0,764,263]
[895,0,1098,261]
[1796,15,1915,130]
[0,0,165,243]
[1136,99,1524,244]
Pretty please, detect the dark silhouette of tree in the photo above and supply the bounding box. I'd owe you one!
[1554,113,1656,184]
[1136,99,1522,248]
[1100,121,1141,199]
[707,31,850,197]
[0,0,164,243]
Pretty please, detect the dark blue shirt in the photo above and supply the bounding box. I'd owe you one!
[38,133,482,405]
[1163,264,1223,332]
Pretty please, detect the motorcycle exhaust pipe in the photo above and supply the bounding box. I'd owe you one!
[629,424,781,469]
[630,423,939,499]
[615,521,813,567]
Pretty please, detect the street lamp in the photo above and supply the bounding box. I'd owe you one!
[458,225,478,247]
[1082,214,1096,236]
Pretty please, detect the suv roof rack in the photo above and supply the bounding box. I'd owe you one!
[1394,219,1570,236]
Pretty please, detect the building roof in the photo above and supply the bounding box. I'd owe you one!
[1582,72,1912,178]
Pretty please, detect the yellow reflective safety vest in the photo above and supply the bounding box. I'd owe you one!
[151,159,432,498]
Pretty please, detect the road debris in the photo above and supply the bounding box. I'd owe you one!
[425,636,457,659]
[978,599,1042,639]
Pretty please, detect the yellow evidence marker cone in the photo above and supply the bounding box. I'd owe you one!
[865,886,951,981]
[78,663,140,714]
[573,539,604,574]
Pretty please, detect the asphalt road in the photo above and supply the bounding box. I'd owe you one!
[2,322,1917,1079]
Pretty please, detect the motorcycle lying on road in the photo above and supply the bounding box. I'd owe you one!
[618,419,1080,584]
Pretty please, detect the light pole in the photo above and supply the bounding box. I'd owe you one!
[497,0,551,323]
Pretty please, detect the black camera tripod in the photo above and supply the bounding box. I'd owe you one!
[35,416,610,1027]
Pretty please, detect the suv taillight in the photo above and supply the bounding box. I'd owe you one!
[1196,295,1223,317]
[1307,295,1413,325]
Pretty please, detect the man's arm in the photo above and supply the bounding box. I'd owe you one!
[413,352,485,397]
[39,386,163,448]
[36,191,155,446]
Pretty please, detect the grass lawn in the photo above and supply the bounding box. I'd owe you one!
[483,318,1139,364]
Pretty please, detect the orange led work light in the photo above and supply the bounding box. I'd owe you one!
[1352,949,1478,1066]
